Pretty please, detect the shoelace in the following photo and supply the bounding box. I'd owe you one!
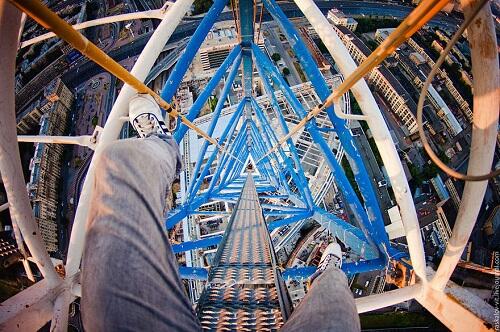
[308,252,342,286]
[318,254,340,272]
[136,115,158,133]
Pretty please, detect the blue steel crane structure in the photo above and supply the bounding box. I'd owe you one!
[162,0,405,299]
[2,0,498,330]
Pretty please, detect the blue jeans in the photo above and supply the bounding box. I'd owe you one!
[81,136,360,331]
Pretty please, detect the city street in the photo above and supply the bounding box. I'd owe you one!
[351,122,393,224]
[263,22,302,86]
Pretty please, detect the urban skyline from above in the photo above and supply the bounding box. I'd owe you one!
[0,0,498,330]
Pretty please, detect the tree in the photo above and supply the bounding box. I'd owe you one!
[207,96,218,112]
[193,0,213,15]
[355,17,401,34]
[408,163,423,185]
[341,157,362,201]
[366,40,378,51]
[271,53,281,62]
[350,95,362,115]
[422,163,438,180]
[282,67,290,76]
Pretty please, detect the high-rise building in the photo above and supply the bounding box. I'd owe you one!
[435,199,457,244]
[17,78,73,134]
[25,80,73,254]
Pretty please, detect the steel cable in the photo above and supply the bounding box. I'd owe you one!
[417,0,499,181]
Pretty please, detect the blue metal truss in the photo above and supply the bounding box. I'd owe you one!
[158,0,405,279]
[260,0,392,256]
[172,235,223,253]
[161,0,229,104]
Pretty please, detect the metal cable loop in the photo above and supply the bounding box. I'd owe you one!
[417,0,499,181]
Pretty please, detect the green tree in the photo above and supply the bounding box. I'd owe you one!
[365,40,379,51]
[437,150,450,165]
[207,96,218,112]
[193,0,213,15]
[355,18,401,34]
[422,163,438,180]
[408,163,423,185]
[271,53,281,62]
[350,95,362,115]
[282,67,290,76]
[342,157,362,201]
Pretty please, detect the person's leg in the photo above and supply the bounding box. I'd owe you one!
[81,135,201,331]
[280,267,360,332]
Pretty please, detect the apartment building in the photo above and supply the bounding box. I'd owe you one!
[17,78,73,134]
[434,199,457,245]
[327,9,358,31]
[27,102,70,254]
[196,21,265,74]
[333,25,419,134]
[199,22,239,72]
[406,37,473,122]
[23,79,73,254]
[444,177,461,210]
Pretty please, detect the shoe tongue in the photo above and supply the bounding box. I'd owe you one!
[138,117,154,129]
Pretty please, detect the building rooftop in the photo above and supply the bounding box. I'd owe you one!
[375,28,396,42]
[335,25,372,57]
[377,66,418,115]
[199,21,239,52]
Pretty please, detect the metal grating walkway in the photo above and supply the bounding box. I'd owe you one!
[196,175,289,331]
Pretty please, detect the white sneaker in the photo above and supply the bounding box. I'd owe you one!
[309,242,343,284]
[129,94,169,138]
[318,242,342,271]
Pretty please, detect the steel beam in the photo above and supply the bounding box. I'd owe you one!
[261,0,389,253]
[172,235,223,253]
[160,0,228,103]
[174,46,242,142]
[187,54,242,200]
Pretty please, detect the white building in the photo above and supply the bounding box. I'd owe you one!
[406,37,473,122]
[196,21,264,73]
[327,9,358,31]
[199,22,239,72]
[374,28,395,44]
[333,25,419,134]
[428,85,463,136]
